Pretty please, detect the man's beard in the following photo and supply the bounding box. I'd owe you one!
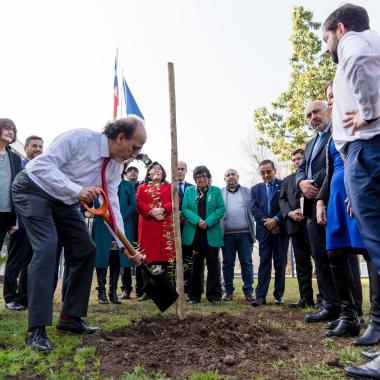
[332,49,339,64]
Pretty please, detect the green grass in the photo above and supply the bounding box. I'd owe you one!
[0,276,371,379]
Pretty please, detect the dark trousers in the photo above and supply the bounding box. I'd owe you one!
[3,226,33,305]
[12,172,96,328]
[306,216,339,310]
[0,212,13,249]
[344,135,380,276]
[290,225,313,301]
[121,265,144,297]
[188,244,221,302]
[328,249,364,316]
[255,232,288,299]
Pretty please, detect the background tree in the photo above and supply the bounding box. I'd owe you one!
[253,6,336,161]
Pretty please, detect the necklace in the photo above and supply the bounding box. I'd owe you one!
[0,154,6,161]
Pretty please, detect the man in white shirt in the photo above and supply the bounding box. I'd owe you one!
[323,4,380,378]
[11,116,146,352]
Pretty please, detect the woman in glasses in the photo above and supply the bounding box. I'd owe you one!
[0,119,21,259]
[182,165,225,304]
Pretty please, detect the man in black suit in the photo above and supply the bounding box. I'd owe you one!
[279,148,314,308]
[296,101,340,322]
[178,161,194,294]
[251,160,288,306]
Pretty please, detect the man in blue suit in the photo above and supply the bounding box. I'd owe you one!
[251,160,288,306]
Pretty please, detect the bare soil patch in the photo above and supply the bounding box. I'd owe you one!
[85,308,343,379]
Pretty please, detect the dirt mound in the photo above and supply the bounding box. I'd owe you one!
[84,310,334,379]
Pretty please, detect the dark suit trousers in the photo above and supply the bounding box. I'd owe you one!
[0,212,13,249]
[3,226,33,305]
[306,216,339,309]
[12,172,96,328]
[290,225,313,301]
[188,242,221,302]
[255,232,288,299]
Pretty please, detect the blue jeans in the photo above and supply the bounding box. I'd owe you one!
[345,135,380,276]
[222,233,253,295]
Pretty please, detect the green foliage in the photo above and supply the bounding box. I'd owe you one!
[253,6,336,160]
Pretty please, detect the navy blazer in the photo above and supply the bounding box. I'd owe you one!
[250,178,283,242]
[179,181,194,208]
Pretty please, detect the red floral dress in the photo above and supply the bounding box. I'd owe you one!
[136,182,176,262]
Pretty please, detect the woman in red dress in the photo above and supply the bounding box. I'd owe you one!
[136,162,176,300]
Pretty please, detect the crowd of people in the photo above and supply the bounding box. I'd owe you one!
[1,3,380,378]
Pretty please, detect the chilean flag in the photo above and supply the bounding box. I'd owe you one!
[113,51,119,121]
[123,76,144,120]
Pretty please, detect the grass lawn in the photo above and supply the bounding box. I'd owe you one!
[0,276,372,379]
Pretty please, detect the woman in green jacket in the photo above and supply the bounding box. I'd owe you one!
[182,165,225,304]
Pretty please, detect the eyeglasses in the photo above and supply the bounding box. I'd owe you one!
[2,125,17,133]
[195,174,209,180]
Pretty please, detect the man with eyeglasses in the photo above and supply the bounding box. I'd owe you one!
[251,160,288,306]
[11,116,146,352]
[0,118,21,259]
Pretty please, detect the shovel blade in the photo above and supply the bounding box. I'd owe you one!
[142,268,179,312]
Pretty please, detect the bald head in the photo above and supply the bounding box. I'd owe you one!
[305,101,331,132]
[178,161,187,181]
[224,168,239,190]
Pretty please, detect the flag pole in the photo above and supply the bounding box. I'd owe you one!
[168,62,186,319]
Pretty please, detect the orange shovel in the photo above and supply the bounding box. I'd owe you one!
[81,188,178,312]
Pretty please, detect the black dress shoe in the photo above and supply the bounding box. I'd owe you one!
[325,318,361,337]
[108,291,121,304]
[274,297,284,305]
[26,327,52,352]
[327,317,341,330]
[353,323,380,346]
[305,308,340,323]
[288,298,315,309]
[362,350,380,361]
[56,318,101,334]
[251,297,266,307]
[5,301,26,311]
[345,355,380,379]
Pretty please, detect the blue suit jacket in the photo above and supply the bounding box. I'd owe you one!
[250,178,284,242]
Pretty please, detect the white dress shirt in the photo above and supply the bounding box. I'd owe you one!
[25,128,124,231]
[333,29,380,151]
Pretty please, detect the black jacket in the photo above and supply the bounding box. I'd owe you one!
[279,173,305,235]
[296,126,331,217]
[5,146,22,224]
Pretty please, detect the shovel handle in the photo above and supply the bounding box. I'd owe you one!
[80,188,111,223]
[81,188,140,259]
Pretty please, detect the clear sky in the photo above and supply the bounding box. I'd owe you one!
[1,0,380,186]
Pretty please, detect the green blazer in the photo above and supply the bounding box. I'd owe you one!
[181,185,225,247]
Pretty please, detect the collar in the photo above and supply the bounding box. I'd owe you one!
[318,122,331,137]
[100,133,110,158]
[227,184,240,193]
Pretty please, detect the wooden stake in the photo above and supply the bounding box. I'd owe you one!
[168,62,186,319]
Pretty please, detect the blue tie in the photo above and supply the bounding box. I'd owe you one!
[266,183,273,215]
[178,182,184,199]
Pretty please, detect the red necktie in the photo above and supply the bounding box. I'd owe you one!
[101,157,117,234]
